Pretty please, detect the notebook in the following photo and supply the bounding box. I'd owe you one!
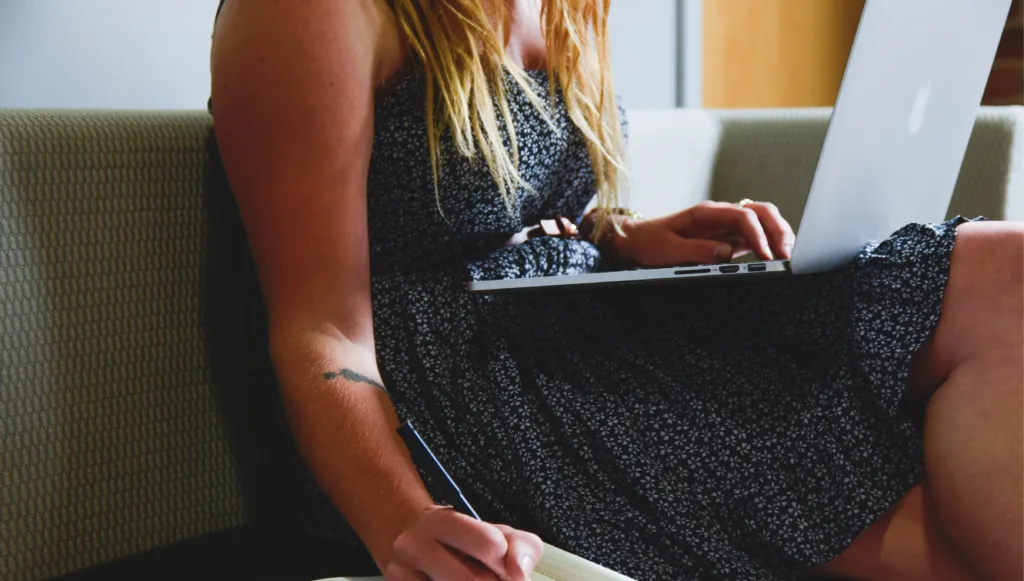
[531,542,637,581]
[317,541,637,581]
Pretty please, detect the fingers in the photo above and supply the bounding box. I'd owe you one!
[386,513,546,581]
[673,202,773,260]
[537,216,578,239]
[635,235,732,267]
[389,508,510,581]
[668,237,734,265]
[391,534,499,580]
[730,242,754,260]
[495,525,544,581]
[432,512,509,573]
[743,201,795,259]
[555,215,578,238]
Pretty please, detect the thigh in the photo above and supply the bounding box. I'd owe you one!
[808,483,980,581]
[905,221,1024,411]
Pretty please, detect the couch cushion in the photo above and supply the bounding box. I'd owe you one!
[46,524,379,581]
[0,110,247,580]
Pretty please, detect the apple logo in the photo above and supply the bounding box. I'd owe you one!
[909,83,932,135]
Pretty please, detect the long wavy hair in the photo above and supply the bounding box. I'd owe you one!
[388,0,626,221]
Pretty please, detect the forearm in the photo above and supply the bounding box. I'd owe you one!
[271,331,433,569]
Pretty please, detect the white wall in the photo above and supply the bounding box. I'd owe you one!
[0,0,219,109]
[608,0,679,110]
[0,0,684,110]
[679,0,703,107]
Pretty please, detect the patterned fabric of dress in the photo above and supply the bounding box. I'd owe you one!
[249,69,968,580]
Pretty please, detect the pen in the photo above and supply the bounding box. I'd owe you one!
[397,420,481,520]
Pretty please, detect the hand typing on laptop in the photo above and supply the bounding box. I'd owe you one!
[579,199,795,269]
[474,199,796,294]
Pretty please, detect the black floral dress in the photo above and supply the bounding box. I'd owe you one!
[248,69,967,580]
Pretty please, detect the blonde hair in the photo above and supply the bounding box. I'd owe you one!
[388,0,626,221]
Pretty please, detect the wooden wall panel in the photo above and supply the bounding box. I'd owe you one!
[983,0,1023,105]
[702,0,865,108]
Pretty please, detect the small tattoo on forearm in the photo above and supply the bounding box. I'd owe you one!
[323,368,386,391]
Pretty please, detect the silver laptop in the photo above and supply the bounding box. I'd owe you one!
[468,0,1010,295]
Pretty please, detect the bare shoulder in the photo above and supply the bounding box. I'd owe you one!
[212,0,406,93]
[209,0,406,340]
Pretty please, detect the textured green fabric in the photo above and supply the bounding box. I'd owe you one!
[1,106,1021,581]
[709,106,1024,229]
[0,110,245,581]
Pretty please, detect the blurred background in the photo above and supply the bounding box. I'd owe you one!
[0,0,1020,110]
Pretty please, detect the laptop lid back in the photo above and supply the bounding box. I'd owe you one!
[790,0,1010,274]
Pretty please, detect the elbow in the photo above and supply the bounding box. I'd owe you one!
[266,315,377,378]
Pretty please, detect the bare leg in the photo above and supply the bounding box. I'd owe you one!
[908,222,1024,579]
[809,483,982,581]
[811,221,1024,581]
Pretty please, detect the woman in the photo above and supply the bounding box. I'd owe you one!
[209,1,1023,579]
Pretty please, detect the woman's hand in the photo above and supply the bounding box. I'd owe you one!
[610,200,795,268]
[507,215,579,246]
[385,506,544,581]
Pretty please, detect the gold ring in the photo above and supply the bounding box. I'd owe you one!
[737,198,754,208]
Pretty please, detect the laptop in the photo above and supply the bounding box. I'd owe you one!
[468,0,1011,295]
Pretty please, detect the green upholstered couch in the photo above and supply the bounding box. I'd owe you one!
[2,107,1022,581]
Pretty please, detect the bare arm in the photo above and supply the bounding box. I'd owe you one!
[212,3,543,577]
[211,0,430,566]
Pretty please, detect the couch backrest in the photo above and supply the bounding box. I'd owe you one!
[0,110,247,581]
[708,106,1024,227]
[622,106,1024,227]
[2,105,1022,581]
[624,109,723,219]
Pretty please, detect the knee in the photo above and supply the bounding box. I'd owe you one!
[950,222,1024,290]
[949,222,1023,322]
[930,222,1023,371]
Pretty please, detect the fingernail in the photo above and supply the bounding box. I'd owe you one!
[716,244,732,262]
[519,555,535,573]
[785,242,794,258]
